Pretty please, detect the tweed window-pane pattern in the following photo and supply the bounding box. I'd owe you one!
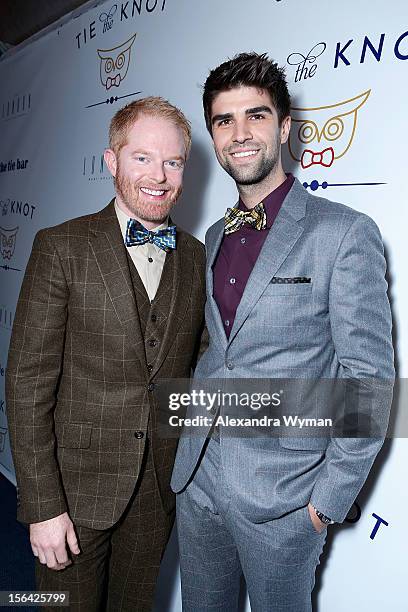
[36,439,174,611]
[6,201,206,528]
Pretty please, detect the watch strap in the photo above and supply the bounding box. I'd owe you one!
[313,506,335,525]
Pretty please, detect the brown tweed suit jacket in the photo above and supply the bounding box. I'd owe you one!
[6,200,206,529]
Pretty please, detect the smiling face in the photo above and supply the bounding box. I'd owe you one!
[210,86,290,190]
[104,114,186,228]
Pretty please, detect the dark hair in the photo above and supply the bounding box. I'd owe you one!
[203,52,291,134]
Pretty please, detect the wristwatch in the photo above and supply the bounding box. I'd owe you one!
[313,507,335,525]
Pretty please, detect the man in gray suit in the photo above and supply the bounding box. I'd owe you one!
[171,53,394,611]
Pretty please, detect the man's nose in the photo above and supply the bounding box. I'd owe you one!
[232,120,253,144]
[148,162,166,183]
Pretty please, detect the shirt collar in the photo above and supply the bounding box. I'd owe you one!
[237,173,295,228]
[114,199,169,240]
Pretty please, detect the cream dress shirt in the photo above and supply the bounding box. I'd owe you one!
[115,200,168,301]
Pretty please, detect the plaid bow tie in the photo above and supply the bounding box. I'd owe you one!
[125,219,177,252]
[224,202,267,235]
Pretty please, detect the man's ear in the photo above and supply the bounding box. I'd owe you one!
[280,115,291,145]
[104,149,117,177]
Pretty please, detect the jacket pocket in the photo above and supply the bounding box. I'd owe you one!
[279,436,329,451]
[55,422,92,449]
[266,283,313,296]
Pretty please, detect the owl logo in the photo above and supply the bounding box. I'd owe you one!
[97,33,137,91]
[0,427,7,453]
[288,90,370,169]
[0,226,18,260]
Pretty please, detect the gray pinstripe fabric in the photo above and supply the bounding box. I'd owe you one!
[172,178,394,610]
[177,437,327,612]
[6,199,206,529]
[172,178,394,525]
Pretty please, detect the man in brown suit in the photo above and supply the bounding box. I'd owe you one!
[6,97,206,611]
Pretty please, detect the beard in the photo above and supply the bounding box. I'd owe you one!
[115,164,182,224]
[219,138,280,186]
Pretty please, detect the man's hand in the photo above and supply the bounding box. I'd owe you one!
[30,512,80,570]
[307,503,327,533]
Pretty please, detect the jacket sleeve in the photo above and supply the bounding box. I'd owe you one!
[5,229,69,524]
[190,239,208,370]
[309,214,394,523]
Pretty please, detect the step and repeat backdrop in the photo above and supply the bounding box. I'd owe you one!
[0,0,407,609]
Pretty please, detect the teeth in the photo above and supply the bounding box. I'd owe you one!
[140,187,165,196]
[232,150,258,158]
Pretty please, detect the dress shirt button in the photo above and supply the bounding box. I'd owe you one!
[148,257,153,263]
[148,382,155,392]
[148,339,157,347]
[151,314,157,322]
[134,431,144,439]
[240,237,246,244]
[225,320,230,327]
[147,363,153,372]
[229,277,236,285]
[226,362,234,370]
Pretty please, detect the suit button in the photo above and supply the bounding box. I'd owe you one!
[134,431,144,439]
[148,339,157,347]
[148,382,155,391]
[148,257,153,263]
[151,314,157,322]
[210,407,217,415]
[147,364,153,372]
[226,362,234,370]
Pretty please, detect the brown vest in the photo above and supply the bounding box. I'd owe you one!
[126,250,177,512]
[126,249,175,372]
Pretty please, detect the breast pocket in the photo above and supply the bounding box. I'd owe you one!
[266,282,313,297]
[258,281,313,332]
[279,436,329,451]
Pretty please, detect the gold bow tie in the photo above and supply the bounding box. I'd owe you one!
[224,202,267,235]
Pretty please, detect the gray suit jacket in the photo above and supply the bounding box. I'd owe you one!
[171,178,394,523]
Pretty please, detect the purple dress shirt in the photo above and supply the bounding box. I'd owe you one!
[213,173,295,338]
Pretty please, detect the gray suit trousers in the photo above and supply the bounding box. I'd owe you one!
[176,437,327,612]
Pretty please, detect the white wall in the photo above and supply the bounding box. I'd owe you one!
[0,0,406,608]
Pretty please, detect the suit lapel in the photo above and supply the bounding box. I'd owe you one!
[228,178,308,344]
[206,219,229,351]
[88,200,146,370]
[150,229,194,377]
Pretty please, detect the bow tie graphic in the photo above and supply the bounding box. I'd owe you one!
[301,147,334,169]
[106,74,121,90]
[125,219,176,252]
[224,202,267,235]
